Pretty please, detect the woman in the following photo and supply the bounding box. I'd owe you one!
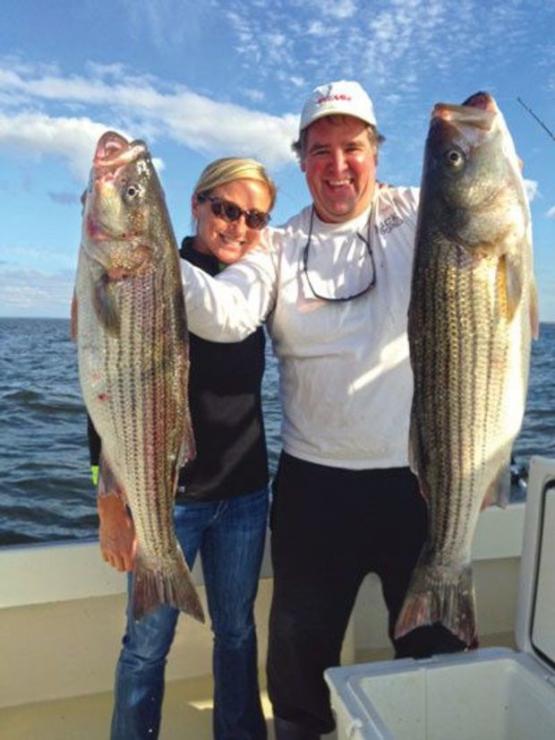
[94,157,276,740]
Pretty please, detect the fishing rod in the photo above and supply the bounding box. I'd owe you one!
[517,97,555,143]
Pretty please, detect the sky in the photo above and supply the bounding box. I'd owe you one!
[0,0,554,319]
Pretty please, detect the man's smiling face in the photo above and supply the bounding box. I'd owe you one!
[302,115,377,223]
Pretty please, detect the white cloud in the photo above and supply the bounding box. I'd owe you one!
[0,267,74,317]
[524,179,538,203]
[289,76,305,88]
[318,0,357,19]
[546,205,555,219]
[117,0,210,51]
[243,88,265,103]
[0,65,298,171]
[306,21,327,36]
[0,112,115,179]
[1,244,78,272]
[214,0,551,121]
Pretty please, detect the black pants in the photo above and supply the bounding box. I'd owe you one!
[266,453,465,735]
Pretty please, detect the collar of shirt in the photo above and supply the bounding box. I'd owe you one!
[179,236,224,276]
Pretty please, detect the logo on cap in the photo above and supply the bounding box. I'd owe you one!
[316,94,353,105]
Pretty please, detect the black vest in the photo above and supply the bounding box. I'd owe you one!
[176,238,268,502]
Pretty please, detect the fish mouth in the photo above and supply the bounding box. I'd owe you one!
[85,212,140,244]
[86,215,113,241]
[94,131,147,169]
[462,91,496,111]
[85,132,148,243]
[432,93,497,132]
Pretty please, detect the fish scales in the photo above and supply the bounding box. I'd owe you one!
[90,275,175,552]
[420,253,503,551]
[396,93,536,646]
[76,131,203,622]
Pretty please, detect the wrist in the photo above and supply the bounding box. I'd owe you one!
[97,492,126,513]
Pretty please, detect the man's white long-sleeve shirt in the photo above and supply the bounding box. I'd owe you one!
[182,186,419,470]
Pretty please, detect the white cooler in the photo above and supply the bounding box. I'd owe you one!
[325,456,555,740]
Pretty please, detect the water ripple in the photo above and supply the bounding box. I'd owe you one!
[0,318,553,546]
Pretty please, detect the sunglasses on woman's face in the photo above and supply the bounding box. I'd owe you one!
[197,193,271,230]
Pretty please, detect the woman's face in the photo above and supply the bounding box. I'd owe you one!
[192,178,272,264]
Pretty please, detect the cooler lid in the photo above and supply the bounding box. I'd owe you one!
[515,456,555,672]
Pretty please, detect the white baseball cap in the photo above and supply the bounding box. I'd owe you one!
[299,80,378,133]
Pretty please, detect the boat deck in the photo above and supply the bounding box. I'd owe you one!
[1,503,528,739]
[2,673,265,740]
[1,671,323,740]
[1,637,513,740]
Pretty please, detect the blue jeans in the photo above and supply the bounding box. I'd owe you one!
[111,487,269,740]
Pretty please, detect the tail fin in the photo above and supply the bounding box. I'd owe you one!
[131,543,205,623]
[394,562,477,647]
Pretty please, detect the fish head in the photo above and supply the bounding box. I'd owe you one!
[81,131,160,277]
[422,91,528,258]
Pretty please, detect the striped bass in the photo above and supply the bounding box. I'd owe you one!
[75,131,204,623]
[395,92,538,646]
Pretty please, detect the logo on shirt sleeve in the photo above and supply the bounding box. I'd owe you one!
[377,213,404,235]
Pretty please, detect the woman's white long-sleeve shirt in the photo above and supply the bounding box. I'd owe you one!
[182,186,419,470]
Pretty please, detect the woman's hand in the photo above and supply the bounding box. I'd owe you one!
[97,492,137,572]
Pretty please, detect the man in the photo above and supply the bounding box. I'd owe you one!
[181,80,465,740]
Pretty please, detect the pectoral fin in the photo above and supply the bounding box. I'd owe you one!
[93,275,120,336]
[408,413,429,502]
[408,414,419,478]
[98,453,126,501]
[529,278,540,340]
[176,342,196,470]
[498,253,522,323]
[70,290,78,341]
[482,459,511,510]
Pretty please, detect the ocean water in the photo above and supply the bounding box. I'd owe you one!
[0,318,554,546]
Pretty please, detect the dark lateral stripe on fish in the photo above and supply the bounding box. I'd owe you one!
[165,284,180,549]
[460,251,475,546]
[429,245,440,507]
[494,263,510,435]
[420,251,431,501]
[143,274,159,552]
[435,255,451,554]
[153,277,165,554]
[449,260,475,553]
[442,255,456,554]
[161,275,178,552]
[105,312,122,484]
[440,256,450,553]
[134,285,147,517]
[151,277,164,553]
[127,286,136,499]
[469,264,477,509]
[158,281,172,554]
[144,273,169,556]
[454,249,465,551]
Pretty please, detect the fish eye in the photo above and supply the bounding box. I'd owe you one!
[126,184,139,198]
[444,148,465,169]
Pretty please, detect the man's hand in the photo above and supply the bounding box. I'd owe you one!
[97,494,137,572]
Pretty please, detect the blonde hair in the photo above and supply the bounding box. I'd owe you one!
[193,157,277,211]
